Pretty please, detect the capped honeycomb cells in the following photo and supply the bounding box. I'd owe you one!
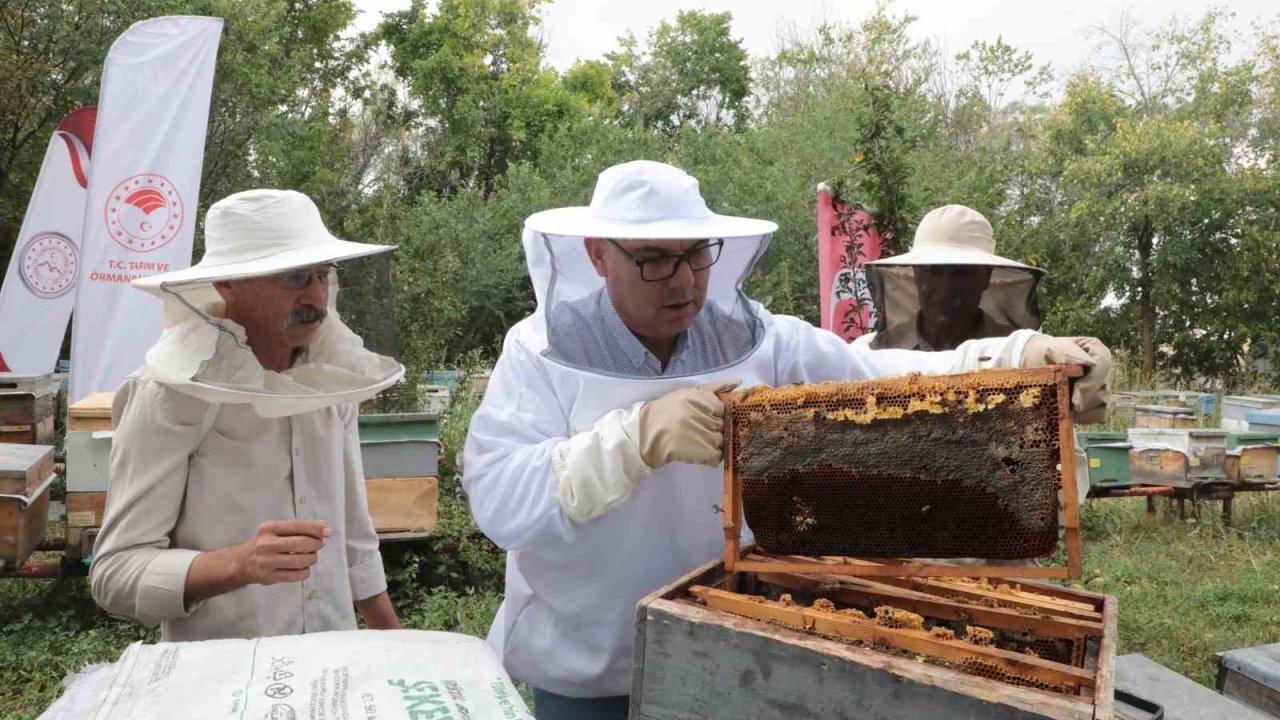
[728,369,1066,559]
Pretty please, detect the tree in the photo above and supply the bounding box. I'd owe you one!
[608,10,751,131]
[562,60,622,120]
[0,1,150,263]
[379,0,579,197]
[0,0,368,267]
[953,37,1050,118]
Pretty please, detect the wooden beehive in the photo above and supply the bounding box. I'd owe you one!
[1133,405,1196,429]
[67,392,116,432]
[721,366,1084,579]
[64,392,117,532]
[0,378,59,426]
[631,549,1116,720]
[1227,446,1280,484]
[1129,447,1193,488]
[0,444,56,569]
[0,373,60,447]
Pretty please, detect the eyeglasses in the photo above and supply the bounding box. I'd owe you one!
[607,239,724,282]
[273,263,338,290]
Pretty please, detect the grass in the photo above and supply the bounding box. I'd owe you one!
[1076,492,1280,686]
[4,367,1279,717]
[6,495,1279,717]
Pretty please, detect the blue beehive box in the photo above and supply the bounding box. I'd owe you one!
[1247,410,1280,433]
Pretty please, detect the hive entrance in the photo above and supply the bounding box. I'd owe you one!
[721,367,1084,579]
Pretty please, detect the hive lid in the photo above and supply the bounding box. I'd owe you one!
[0,444,55,497]
[357,413,441,443]
[1246,410,1280,425]
[1134,404,1193,415]
[68,392,116,418]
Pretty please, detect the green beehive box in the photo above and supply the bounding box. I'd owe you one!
[1227,431,1280,450]
[357,413,442,480]
[1079,431,1132,488]
[357,412,441,443]
[1225,431,1280,484]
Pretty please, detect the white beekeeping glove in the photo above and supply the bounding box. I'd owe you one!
[552,381,739,524]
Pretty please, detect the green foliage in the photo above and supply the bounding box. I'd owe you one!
[379,0,579,197]
[561,60,623,120]
[0,578,154,719]
[608,10,751,131]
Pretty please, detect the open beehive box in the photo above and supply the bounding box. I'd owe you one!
[721,365,1085,579]
[631,548,1116,720]
[632,367,1111,719]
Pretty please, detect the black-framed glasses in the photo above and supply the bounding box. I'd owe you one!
[607,239,725,281]
[274,263,339,290]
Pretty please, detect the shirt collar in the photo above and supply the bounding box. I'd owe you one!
[599,291,688,375]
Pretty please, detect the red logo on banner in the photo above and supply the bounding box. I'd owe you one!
[104,173,184,252]
[20,232,79,299]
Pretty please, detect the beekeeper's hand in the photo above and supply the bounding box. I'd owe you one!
[638,381,739,467]
[552,381,740,524]
[1022,335,1113,425]
[238,519,330,585]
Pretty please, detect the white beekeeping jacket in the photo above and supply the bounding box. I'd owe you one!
[462,162,1034,698]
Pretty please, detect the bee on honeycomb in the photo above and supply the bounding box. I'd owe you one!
[875,606,925,630]
[965,626,996,646]
[929,626,957,641]
[811,598,837,613]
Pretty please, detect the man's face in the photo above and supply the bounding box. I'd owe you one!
[913,265,992,326]
[214,264,332,354]
[585,238,712,340]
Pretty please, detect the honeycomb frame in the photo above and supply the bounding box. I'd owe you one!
[721,366,1084,580]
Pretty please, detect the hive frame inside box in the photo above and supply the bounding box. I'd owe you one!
[721,365,1085,580]
[631,546,1117,720]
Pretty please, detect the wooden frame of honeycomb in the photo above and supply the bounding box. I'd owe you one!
[721,366,1086,580]
[634,543,1116,712]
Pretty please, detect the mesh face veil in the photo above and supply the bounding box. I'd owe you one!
[866,263,1043,349]
[520,161,778,379]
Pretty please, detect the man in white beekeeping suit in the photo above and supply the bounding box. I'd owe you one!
[462,161,1111,719]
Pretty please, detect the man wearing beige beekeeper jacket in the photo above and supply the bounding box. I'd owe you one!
[91,190,404,640]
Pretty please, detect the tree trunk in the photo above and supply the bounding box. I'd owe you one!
[1135,216,1155,383]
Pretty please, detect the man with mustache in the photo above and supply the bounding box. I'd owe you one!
[91,189,404,641]
[463,161,1113,719]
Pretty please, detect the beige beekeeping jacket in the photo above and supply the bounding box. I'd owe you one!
[89,373,387,641]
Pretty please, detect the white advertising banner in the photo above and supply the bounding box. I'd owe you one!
[0,107,96,373]
[69,16,222,402]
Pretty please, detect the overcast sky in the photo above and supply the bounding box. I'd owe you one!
[353,0,1276,79]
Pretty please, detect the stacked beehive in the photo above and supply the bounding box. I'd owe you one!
[0,373,60,570]
[62,392,115,559]
[0,372,59,445]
